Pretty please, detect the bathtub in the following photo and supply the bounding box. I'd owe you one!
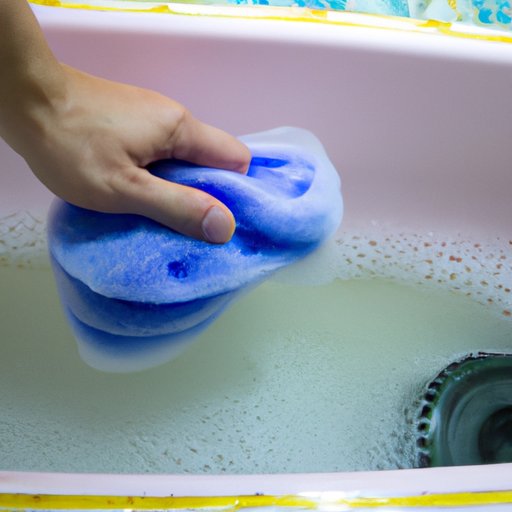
[0,1,512,510]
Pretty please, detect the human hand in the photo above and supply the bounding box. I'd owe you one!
[0,1,251,243]
[9,65,251,244]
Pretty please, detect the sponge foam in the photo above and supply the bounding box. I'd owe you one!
[48,127,343,372]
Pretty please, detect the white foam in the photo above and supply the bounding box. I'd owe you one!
[274,229,512,319]
[0,211,47,268]
[3,211,510,318]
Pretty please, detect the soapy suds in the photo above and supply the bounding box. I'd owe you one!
[277,232,512,318]
[0,211,47,268]
[0,212,510,474]
[2,212,511,319]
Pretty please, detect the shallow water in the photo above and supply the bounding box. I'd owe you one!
[0,264,510,474]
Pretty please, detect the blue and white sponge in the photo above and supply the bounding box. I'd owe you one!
[47,127,343,372]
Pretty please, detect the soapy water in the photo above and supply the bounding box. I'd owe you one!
[0,210,510,474]
[278,231,512,318]
[3,211,510,318]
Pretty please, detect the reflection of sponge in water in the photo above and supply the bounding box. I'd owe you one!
[48,127,343,373]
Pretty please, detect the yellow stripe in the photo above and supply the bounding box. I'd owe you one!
[28,0,512,44]
[1,490,512,510]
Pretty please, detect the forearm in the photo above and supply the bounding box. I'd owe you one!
[0,0,66,154]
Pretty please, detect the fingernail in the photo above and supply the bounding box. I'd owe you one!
[201,206,234,244]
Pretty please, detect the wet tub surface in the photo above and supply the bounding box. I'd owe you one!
[0,240,510,474]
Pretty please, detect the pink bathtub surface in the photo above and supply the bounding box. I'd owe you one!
[14,3,510,241]
[1,463,512,497]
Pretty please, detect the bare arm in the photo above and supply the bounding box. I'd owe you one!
[0,0,251,243]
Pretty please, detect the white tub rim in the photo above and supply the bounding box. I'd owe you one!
[1,464,512,509]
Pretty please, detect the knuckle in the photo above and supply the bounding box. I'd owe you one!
[168,106,192,146]
[173,104,190,128]
[107,166,150,202]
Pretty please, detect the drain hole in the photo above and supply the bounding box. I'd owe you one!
[479,406,512,464]
[416,352,512,467]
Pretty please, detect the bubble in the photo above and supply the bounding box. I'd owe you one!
[0,211,47,268]
[273,228,511,319]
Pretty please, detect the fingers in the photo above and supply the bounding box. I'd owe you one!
[170,110,252,174]
[138,110,251,243]
[114,168,236,244]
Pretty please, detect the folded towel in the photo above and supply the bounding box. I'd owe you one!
[48,127,343,372]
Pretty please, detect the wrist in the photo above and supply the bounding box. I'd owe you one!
[0,59,67,157]
[0,0,68,157]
